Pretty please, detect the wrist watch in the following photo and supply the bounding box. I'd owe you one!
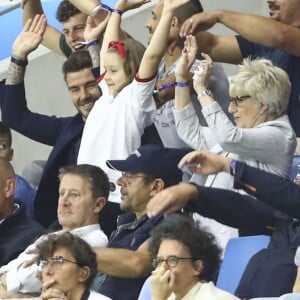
[197,89,213,99]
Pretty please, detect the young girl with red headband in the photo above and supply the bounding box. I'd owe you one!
[78,0,190,204]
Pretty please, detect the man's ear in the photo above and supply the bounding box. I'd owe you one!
[77,266,91,283]
[94,197,106,213]
[171,16,180,27]
[259,103,269,114]
[150,178,165,197]
[193,260,204,276]
[6,178,16,197]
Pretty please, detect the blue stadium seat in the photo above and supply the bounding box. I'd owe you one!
[216,235,270,295]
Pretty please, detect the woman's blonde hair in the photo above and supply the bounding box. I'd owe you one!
[229,58,291,118]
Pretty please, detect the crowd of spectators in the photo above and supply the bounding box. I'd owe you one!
[1,0,300,299]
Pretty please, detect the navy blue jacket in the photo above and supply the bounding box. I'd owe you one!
[0,201,45,266]
[99,213,163,300]
[1,81,84,227]
[188,162,300,298]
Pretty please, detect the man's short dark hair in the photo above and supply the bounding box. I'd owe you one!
[174,0,203,24]
[149,214,221,282]
[62,50,93,80]
[56,0,81,23]
[37,232,97,288]
[0,121,12,147]
[58,164,110,200]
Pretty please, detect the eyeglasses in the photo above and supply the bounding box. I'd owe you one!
[152,255,193,269]
[121,172,146,182]
[37,255,80,270]
[229,95,251,106]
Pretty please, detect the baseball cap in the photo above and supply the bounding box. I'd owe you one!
[106,144,191,187]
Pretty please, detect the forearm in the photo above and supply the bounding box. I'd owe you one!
[68,0,98,16]
[233,161,300,219]
[100,11,121,72]
[23,0,44,24]
[192,184,275,231]
[6,61,26,85]
[217,10,300,56]
[138,10,173,78]
[95,248,152,278]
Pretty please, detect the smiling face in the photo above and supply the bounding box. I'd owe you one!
[156,239,200,298]
[103,52,128,96]
[62,12,87,52]
[266,0,300,25]
[66,68,101,121]
[57,173,102,231]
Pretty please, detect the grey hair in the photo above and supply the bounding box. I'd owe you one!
[229,57,291,118]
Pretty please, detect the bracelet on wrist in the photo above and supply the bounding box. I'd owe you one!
[87,39,100,47]
[11,55,28,67]
[153,82,176,94]
[111,8,123,15]
[175,81,189,87]
[197,89,212,99]
[92,3,112,15]
[230,159,237,176]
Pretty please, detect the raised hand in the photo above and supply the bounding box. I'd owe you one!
[115,0,151,13]
[12,14,47,59]
[178,150,231,176]
[180,11,219,38]
[84,14,110,42]
[192,53,213,93]
[147,183,198,217]
[175,35,198,80]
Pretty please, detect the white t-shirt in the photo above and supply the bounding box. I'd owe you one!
[77,75,157,203]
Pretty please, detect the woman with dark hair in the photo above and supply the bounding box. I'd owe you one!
[37,232,111,300]
[149,214,239,300]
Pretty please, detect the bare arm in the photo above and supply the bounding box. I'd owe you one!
[94,241,152,277]
[181,10,300,59]
[139,0,190,79]
[22,0,64,55]
[6,15,47,85]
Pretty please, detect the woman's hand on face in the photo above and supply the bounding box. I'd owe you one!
[40,279,67,300]
[175,35,198,80]
[151,265,172,300]
[192,53,213,93]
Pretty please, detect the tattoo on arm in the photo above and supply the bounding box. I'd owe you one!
[6,63,26,85]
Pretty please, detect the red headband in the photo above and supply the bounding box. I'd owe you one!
[108,41,126,59]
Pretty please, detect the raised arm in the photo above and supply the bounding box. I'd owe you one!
[138,0,190,79]
[22,0,63,55]
[7,14,46,86]
[99,0,147,73]
[180,10,300,60]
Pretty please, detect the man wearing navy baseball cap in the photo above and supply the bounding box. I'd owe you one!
[93,144,190,300]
